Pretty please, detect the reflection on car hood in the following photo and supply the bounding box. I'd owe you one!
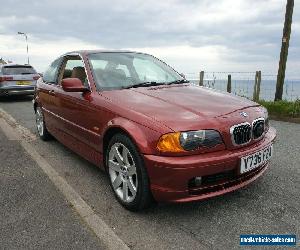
[103,84,259,131]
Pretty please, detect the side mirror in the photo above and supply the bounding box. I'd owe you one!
[61,78,89,92]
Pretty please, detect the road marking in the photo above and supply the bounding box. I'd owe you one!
[0,109,129,250]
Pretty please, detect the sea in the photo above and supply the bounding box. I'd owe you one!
[188,79,300,101]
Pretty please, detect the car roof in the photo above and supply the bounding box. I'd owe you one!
[0,63,34,68]
[64,49,143,56]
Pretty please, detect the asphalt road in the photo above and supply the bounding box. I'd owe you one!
[0,119,103,249]
[1,95,299,250]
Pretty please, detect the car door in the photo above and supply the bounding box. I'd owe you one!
[38,57,64,131]
[53,55,101,155]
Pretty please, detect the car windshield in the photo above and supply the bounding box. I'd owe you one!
[2,65,37,75]
[88,52,184,90]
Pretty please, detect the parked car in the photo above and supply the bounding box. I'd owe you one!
[33,50,276,211]
[0,64,40,96]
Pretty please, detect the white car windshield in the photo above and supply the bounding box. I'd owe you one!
[88,52,184,90]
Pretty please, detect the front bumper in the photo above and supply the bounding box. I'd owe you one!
[0,86,35,96]
[144,127,276,203]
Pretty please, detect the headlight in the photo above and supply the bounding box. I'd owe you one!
[157,130,223,152]
[180,130,223,151]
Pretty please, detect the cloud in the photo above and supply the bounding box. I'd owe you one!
[0,34,99,71]
[0,0,299,77]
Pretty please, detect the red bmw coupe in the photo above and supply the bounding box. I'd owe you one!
[33,50,276,211]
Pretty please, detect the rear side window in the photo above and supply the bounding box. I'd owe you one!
[43,58,63,84]
[2,66,36,75]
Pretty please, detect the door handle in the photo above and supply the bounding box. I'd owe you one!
[48,90,55,96]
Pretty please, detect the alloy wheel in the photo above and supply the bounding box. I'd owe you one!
[108,142,138,203]
[36,107,44,136]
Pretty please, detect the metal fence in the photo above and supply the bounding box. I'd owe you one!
[185,72,300,101]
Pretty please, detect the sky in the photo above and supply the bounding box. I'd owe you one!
[0,0,299,78]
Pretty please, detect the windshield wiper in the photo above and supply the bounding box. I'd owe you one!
[122,79,189,89]
[122,81,165,89]
[166,79,189,85]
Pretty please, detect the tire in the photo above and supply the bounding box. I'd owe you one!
[106,133,154,211]
[35,106,51,141]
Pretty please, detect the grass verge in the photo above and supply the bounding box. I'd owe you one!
[258,99,300,123]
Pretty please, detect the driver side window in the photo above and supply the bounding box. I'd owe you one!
[61,58,89,87]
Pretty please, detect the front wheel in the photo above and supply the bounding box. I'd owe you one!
[35,106,51,141]
[106,134,153,211]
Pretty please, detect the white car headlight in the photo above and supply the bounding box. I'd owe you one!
[179,130,223,151]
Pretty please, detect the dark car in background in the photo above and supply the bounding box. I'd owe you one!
[0,64,40,97]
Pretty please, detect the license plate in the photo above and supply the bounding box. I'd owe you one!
[240,144,273,174]
[17,81,31,85]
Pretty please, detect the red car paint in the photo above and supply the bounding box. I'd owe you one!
[34,50,276,203]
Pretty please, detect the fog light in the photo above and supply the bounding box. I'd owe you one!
[194,177,202,186]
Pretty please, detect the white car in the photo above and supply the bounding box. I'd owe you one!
[0,64,40,96]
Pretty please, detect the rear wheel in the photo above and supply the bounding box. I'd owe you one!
[35,106,51,141]
[106,133,153,211]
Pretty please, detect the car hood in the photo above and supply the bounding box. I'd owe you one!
[102,84,259,131]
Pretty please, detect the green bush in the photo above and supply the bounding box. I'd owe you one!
[258,99,300,118]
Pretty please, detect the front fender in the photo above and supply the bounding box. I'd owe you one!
[102,117,163,155]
